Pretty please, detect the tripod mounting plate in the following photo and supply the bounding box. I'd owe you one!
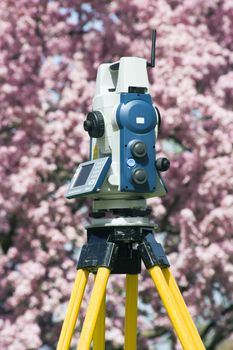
[87,216,156,228]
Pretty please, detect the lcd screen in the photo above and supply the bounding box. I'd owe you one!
[74,164,94,187]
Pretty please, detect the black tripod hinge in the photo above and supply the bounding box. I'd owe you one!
[139,233,170,269]
[77,242,118,273]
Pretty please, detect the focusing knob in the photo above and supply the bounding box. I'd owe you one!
[132,168,148,184]
[155,106,161,129]
[83,111,105,138]
[131,141,147,158]
[155,157,170,172]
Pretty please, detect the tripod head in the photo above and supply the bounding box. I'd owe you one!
[66,30,170,211]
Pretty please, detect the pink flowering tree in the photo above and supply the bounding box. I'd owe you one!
[0,1,233,349]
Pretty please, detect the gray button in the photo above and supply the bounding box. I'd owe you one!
[132,168,148,184]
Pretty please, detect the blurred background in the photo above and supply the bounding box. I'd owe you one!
[0,0,233,349]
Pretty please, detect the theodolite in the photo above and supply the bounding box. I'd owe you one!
[57,31,205,350]
[66,30,169,212]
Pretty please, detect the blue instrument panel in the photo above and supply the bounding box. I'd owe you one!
[66,157,111,199]
[117,93,157,193]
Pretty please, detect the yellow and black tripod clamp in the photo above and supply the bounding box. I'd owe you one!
[77,226,169,274]
[56,221,206,350]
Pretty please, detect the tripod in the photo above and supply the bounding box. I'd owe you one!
[56,209,205,350]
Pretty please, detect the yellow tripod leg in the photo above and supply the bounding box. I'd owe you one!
[93,284,106,350]
[162,268,205,349]
[56,269,89,350]
[149,266,197,350]
[77,267,111,350]
[125,274,138,350]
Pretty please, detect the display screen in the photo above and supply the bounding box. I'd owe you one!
[74,164,94,187]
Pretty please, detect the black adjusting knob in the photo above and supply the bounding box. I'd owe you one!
[83,111,105,138]
[155,157,170,172]
[154,106,161,129]
[131,141,147,158]
[132,168,148,184]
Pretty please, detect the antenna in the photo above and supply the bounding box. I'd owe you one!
[109,29,157,71]
[147,29,156,68]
